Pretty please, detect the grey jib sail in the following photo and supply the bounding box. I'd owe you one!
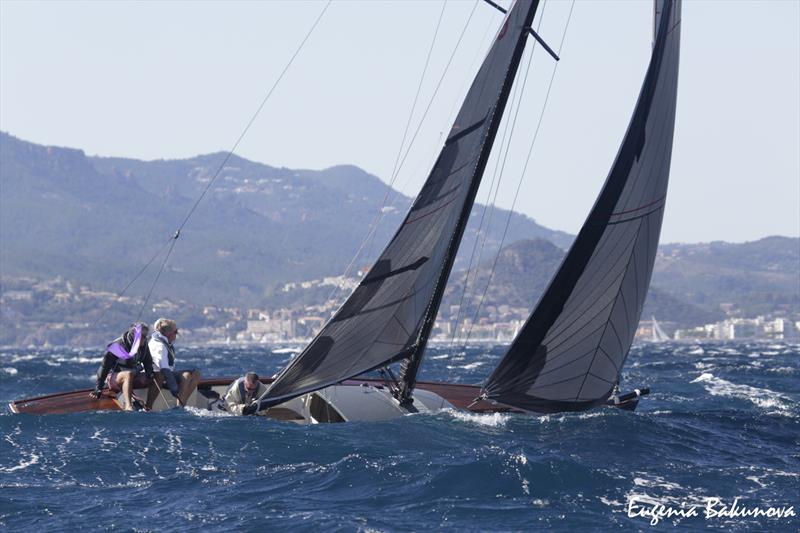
[483,0,681,412]
[259,0,542,408]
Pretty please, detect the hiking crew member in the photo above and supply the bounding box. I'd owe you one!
[224,372,267,415]
[146,318,201,409]
[90,322,155,411]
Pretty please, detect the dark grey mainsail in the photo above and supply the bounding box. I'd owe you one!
[483,0,681,412]
[257,0,543,409]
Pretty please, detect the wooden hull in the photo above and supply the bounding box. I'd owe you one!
[7,377,513,416]
[8,377,637,416]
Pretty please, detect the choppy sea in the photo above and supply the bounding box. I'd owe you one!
[0,342,797,531]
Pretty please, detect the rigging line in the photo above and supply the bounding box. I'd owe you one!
[458,0,552,348]
[451,0,548,349]
[324,0,480,307]
[447,41,527,350]
[92,235,174,330]
[105,1,332,331]
[460,2,547,346]
[462,38,538,336]
[136,235,179,322]
[322,0,450,306]
[176,0,332,234]
[378,0,481,216]
[362,0,450,264]
[463,0,574,347]
[365,0,481,256]
[388,1,449,202]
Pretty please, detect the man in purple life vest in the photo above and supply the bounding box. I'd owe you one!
[89,322,155,411]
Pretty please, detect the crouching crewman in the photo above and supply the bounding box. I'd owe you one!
[224,372,266,415]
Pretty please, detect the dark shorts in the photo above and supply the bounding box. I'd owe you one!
[107,371,150,393]
[162,369,195,384]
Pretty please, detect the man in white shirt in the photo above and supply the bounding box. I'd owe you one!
[146,318,201,409]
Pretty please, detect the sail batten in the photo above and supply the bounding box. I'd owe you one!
[483,0,681,412]
[258,0,543,410]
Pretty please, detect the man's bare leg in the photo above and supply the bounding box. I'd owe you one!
[117,372,134,411]
[178,370,201,405]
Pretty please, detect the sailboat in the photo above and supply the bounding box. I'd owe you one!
[10,0,680,420]
[651,316,671,342]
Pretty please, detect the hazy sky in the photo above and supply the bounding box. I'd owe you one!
[1,0,798,244]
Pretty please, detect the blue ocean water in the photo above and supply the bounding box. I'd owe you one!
[0,342,797,532]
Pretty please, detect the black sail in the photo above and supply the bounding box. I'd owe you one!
[483,0,681,412]
[259,0,542,408]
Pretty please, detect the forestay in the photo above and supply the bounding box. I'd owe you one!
[258,0,542,409]
[483,0,682,412]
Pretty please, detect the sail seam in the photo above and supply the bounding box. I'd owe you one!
[393,314,411,338]
[545,243,632,340]
[557,226,635,311]
[531,345,600,382]
[609,194,666,216]
[598,346,620,374]
[543,274,624,349]
[619,283,632,346]
[587,372,615,385]
[574,221,645,401]
[536,319,613,371]
[445,117,488,146]
[609,319,624,356]
[404,195,461,225]
[604,205,665,226]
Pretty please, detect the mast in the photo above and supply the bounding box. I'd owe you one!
[255,0,545,411]
[395,0,542,405]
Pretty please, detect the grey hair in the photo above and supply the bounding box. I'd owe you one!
[153,318,177,335]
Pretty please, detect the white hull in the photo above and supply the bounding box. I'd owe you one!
[142,382,453,423]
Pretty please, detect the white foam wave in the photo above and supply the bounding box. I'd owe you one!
[0,452,40,473]
[429,354,449,360]
[634,475,685,491]
[599,495,624,507]
[721,348,743,355]
[271,348,299,355]
[445,361,484,370]
[8,354,37,363]
[185,406,234,418]
[574,411,606,420]
[443,408,508,428]
[691,373,795,416]
[2,367,18,375]
[745,475,769,488]
[54,356,99,364]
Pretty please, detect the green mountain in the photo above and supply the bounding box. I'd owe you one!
[654,237,800,319]
[0,132,571,307]
[438,238,727,329]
